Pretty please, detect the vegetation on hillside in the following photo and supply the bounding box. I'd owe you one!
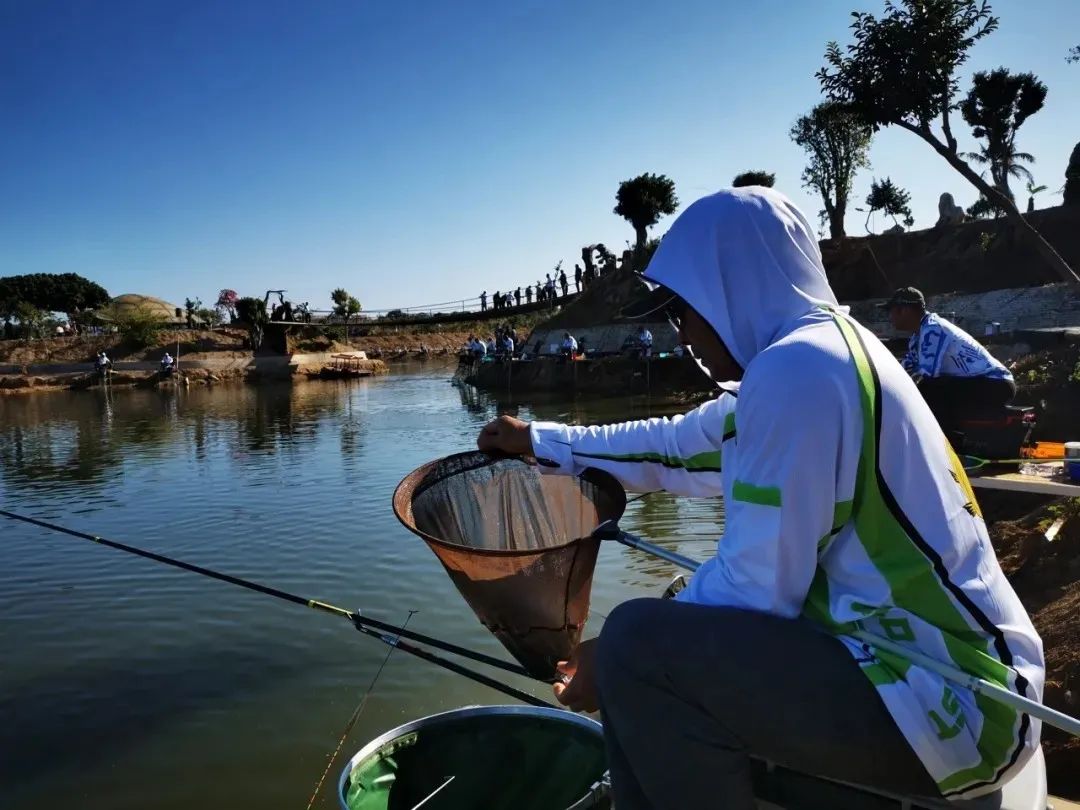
[818,0,1077,282]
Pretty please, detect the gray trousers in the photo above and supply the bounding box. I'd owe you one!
[595,599,941,809]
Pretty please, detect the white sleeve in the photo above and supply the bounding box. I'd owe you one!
[678,357,842,617]
[528,394,735,498]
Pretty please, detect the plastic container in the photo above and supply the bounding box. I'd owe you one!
[1066,442,1080,483]
[339,706,607,810]
[1022,441,1066,460]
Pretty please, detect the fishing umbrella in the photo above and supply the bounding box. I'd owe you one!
[393,451,625,680]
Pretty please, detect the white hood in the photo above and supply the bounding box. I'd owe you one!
[643,187,838,370]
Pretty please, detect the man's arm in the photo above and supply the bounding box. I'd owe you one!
[678,355,842,616]
[478,394,735,498]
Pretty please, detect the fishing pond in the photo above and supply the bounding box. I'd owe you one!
[0,365,724,810]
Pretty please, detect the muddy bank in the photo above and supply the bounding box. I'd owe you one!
[0,355,389,395]
[985,495,1080,797]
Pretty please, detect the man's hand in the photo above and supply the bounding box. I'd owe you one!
[477,414,533,456]
[553,637,599,713]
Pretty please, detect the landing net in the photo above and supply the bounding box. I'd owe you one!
[393,452,625,679]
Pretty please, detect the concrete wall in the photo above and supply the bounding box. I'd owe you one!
[847,283,1080,340]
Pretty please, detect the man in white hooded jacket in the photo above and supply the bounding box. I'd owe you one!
[477,188,1043,808]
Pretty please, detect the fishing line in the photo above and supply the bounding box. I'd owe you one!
[0,509,552,703]
[304,610,416,810]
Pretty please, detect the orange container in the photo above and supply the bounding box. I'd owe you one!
[1022,441,1066,459]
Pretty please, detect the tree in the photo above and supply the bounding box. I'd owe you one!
[184,297,201,328]
[959,68,1046,202]
[216,289,239,322]
[1065,142,1080,206]
[614,173,679,252]
[1068,46,1079,64]
[12,302,46,339]
[195,307,223,328]
[790,102,872,240]
[330,288,362,321]
[0,273,109,319]
[966,194,1006,220]
[864,177,914,232]
[1025,181,1047,213]
[115,308,166,348]
[732,170,776,188]
[235,297,269,350]
[818,0,1079,283]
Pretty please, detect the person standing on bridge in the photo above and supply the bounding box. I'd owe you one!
[574,264,583,293]
[525,285,533,305]
[480,291,488,312]
[514,287,522,307]
[559,268,569,298]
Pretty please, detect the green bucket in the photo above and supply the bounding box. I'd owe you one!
[338,706,608,810]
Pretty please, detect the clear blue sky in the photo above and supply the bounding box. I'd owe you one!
[2,0,1078,312]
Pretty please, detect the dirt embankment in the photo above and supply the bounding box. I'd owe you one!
[822,204,1080,301]
[0,328,251,366]
[986,496,1080,797]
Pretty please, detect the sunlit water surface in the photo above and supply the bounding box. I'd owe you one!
[1,366,723,809]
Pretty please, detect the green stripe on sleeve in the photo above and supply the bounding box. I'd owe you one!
[732,480,782,507]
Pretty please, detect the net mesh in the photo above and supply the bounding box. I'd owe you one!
[393,452,625,679]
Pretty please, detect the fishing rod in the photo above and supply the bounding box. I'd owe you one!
[0,509,553,708]
[610,526,1080,739]
[961,455,1070,471]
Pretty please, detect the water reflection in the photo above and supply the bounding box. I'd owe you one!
[1,372,725,810]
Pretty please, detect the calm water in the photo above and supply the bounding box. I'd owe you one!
[0,366,723,809]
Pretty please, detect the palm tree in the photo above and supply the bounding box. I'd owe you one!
[963,141,1036,204]
[960,68,1047,204]
[1025,181,1048,213]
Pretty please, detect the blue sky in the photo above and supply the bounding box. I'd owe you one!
[2,1,1078,312]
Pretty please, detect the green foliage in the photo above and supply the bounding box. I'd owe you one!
[818,0,998,133]
[1065,142,1080,206]
[235,296,269,350]
[12,302,47,338]
[1068,46,1079,64]
[330,288,362,320]
[790,102,872,239]
[959,68,1046,201]
[195,307,223,327]
[614,173,679,251]
[184,297,202,327]
[732,171,776,188]
[115,307,166,348]
[968,195,1007,220]
[1069,360,1080,385]
[1025,181,1048,213]
[864,177,914,231]
[0,272,110,317]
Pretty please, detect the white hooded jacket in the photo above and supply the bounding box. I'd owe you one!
[530,188,1043,798]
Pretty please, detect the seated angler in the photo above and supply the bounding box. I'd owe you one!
[881,287,1015,443]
